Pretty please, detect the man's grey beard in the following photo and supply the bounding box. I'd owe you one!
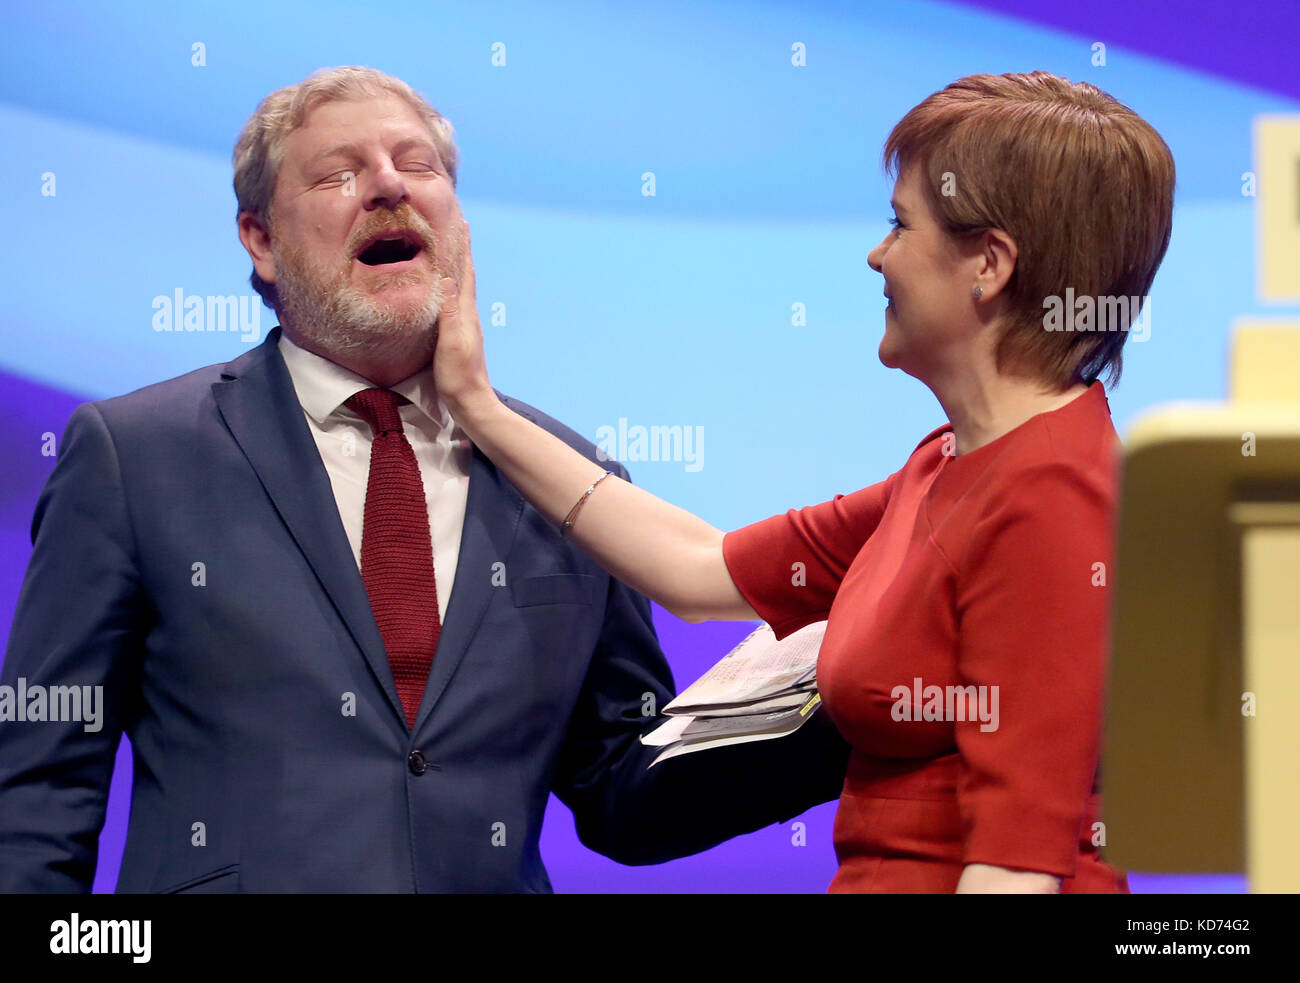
[270,226,459,366]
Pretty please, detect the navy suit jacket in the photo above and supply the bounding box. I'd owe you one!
[0,327,849,892]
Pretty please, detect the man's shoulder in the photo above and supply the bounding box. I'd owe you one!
[98,361,229,408]
[85,340,274,431]
[494,390,626,478]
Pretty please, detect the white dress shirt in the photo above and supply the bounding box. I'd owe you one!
[277,332,470,625]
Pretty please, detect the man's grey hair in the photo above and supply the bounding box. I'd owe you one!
[232,66,459,309]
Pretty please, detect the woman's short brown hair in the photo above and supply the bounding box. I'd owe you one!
[883,71,1175,388]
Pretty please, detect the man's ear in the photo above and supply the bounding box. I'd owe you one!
[238,211,277,286]
[972,227,1017,302]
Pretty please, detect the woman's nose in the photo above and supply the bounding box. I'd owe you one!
[867,237,887,273]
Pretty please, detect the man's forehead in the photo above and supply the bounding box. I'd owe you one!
[287,94,433,154]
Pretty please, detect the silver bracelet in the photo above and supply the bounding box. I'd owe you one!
[561,471,613,539]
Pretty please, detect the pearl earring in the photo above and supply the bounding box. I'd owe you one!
[972,285,983,300]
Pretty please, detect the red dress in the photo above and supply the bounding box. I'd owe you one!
[722,382,1129,893]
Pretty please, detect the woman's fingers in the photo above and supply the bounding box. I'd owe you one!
[436,220,492,412]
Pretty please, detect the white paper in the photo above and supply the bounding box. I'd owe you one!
[640,713,693,747]
[662,620,826,714]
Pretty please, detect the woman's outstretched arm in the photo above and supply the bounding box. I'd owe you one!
[433,224,756,624]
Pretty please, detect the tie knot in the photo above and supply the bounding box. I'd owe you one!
[345,388,408,435]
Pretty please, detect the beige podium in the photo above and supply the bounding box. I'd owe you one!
[1104,324,1300,892]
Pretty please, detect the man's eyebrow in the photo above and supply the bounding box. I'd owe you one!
[305,142,363,168]
[390,136,438,158]
[304,136,439,169]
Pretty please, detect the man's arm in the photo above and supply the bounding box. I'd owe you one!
[551,567,850,867]
[0,403,144,892]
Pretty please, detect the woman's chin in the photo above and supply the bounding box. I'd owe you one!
[878,335,903,370]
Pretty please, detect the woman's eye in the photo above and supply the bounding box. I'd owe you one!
[888,216,903,230]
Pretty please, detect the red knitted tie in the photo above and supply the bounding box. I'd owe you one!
[345,388,440,729]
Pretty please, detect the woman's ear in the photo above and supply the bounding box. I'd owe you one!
[972,227,1017,302]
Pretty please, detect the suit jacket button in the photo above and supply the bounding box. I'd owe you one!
[408,750,427,775]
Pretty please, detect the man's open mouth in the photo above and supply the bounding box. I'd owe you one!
[355,230,424,266]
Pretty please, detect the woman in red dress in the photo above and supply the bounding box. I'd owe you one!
[433,71,1174,893]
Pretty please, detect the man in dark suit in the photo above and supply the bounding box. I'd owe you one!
[0,67,848,892]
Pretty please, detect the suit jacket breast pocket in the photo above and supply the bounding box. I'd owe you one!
[157,863,240,894]
[510,573,597,607]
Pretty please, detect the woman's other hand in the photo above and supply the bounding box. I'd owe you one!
[956,863,1062,894]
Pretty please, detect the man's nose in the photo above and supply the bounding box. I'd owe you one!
[364,161,409,210]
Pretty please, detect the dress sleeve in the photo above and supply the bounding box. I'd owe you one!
[722,469,900,640]
[952,460,1114,878]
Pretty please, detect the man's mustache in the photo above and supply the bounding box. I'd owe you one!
[347,205,439,258]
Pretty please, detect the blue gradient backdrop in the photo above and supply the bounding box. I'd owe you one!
[3,0,1291,892]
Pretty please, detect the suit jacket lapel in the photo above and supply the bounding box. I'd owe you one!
[412,404,526,731]
[211,327,408,727]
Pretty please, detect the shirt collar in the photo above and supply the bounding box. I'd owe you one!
[277,330,451,431]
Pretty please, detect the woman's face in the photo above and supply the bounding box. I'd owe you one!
[867,164,979,381]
